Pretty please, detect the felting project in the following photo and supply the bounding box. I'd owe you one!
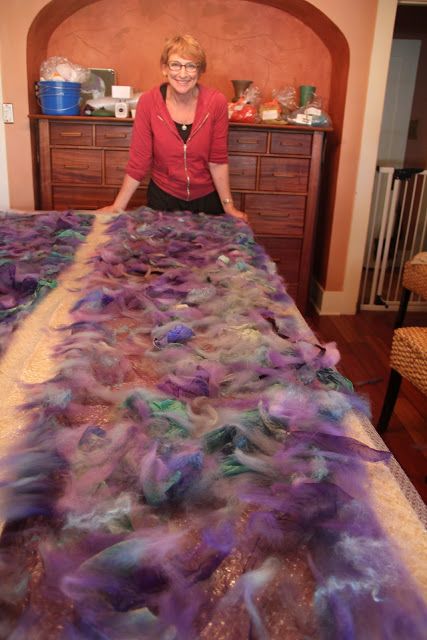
[0,211,94,354]
[0,209,426,639]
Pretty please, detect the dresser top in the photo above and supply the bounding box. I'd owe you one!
[29,113,332,133]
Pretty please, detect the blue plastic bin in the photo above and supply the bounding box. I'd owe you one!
[38,81,81,116]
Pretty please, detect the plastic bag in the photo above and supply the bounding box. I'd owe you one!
[228,103,258,122]
[40,56,90,84]
[83,92,143,116]
[241,84,262,107]
[286,95,332,127]
[272,86,298,117]
[228,84,261,123]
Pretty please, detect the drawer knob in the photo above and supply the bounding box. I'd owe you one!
[64,164,90,170]
[60,132,82,137]
[105,133,128,139]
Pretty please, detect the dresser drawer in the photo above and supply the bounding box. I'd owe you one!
[229,155,257,190]
[105,150,129,185]
[231,191,242,210]
[50,122,93,146]
[245,194,305,236]
[105,150,150,186]
[53,185,146,210]
[53,186,117,209]
[228,129,267,153]
[51,149,102,184]
[95,124,133,147]
[270,131,312,155]
[259,157,309,192]
[256,236,301,284]
[128,189,148,208]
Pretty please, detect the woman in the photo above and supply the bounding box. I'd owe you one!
[99,34,247,221]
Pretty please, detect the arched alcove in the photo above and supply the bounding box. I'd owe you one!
[27,0,349,288]
[28,0,348,132]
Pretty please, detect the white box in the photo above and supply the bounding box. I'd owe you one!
[111,85,133,99]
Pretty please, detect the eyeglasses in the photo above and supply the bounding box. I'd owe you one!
[167,61,199,74]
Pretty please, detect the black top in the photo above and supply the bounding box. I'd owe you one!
[160,83,192,142]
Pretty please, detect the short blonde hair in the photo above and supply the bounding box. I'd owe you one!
[160,35,207,73]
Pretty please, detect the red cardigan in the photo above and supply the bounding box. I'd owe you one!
[126,84,229,201]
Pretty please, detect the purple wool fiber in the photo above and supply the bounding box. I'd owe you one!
[0,209,426,639]
[0,210,93,354]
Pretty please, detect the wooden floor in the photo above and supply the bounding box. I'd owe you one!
[306,310,427,503]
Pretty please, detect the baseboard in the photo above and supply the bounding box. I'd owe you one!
[310,279,358,315]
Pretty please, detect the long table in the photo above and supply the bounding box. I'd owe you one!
[0,210,426,639]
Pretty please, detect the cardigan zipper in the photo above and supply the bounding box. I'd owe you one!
[183,114,210,200]
[187,113,209,143]
[157,112,210,201]
[183,143,190,199]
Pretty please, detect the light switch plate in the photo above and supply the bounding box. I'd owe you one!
[2,103,14,124]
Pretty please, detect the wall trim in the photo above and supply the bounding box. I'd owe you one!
[0,69,10,209]
[310,279,357,315]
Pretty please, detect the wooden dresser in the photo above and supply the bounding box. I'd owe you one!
[30,115,329,311]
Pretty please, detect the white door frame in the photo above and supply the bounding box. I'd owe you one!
[0,63,10,210]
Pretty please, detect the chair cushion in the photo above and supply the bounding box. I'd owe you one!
[403,253,427,299]
[391,326,427,395]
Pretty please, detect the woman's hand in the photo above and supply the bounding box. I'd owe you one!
[95,204,125,214]
[208,163,249,223]
[229,209,248,222]
[95,176,140,213]
[223,203,248,223]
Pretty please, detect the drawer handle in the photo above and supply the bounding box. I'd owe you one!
[272,172,299,178]
[279,141,302,148]
[60,132,83,137]
[236,138,259,144]
[104,133,128,139]
[64,164,90,170]
[253,212,290,218]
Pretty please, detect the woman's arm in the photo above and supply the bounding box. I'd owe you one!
[96,174,140,213]
[208,162,248,221]
[97,92,153,213]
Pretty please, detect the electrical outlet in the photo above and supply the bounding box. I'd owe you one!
[2,103,14,124]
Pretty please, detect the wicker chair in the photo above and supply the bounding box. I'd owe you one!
[377,253,427,433]
[394,252,427,328]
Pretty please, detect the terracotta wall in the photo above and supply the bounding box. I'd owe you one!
[47,0,331,107]
[0,0,47,212]
[0,0,386,313]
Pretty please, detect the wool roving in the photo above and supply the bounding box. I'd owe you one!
[0,209,426,639]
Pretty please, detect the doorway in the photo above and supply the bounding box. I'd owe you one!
[377,38,421,168]
[360,3,427,312]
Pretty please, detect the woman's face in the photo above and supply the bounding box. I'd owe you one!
[162,53,200,95]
